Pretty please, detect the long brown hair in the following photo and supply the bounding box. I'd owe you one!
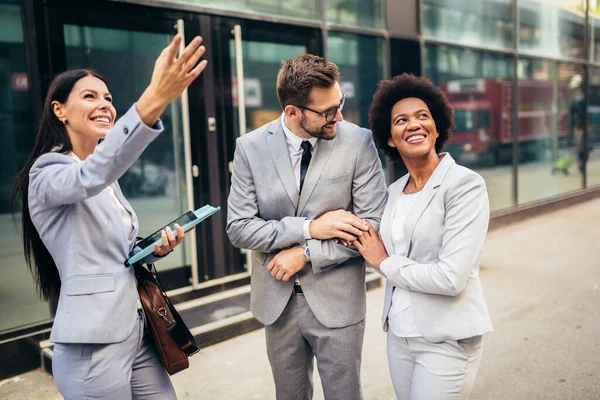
[12,69,107,301]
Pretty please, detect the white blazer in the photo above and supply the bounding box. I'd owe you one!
[379,153,494,342]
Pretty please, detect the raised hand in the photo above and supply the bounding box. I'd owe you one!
[137,34,207,126]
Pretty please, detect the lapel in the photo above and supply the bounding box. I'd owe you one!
[266,118,299,211]
[297,135,336,215]
[380,174,409,257]
[403,153,455,254]
[111,182,138,243]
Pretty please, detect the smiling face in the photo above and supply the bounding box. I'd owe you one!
[388,97,439,162]
[52,75,116,142]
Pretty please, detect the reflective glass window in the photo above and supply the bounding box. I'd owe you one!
[327,32,386,172]
[519,0,585,59]
[0,1,52,332]
[422,0,513,50]
[64,25,193,274]
[424,44,514,211]
[327,32,385,129]
[161,0,319,20]
[591,2,600,62]
[327,0,385,29]
[587,66,600,186]
[229,40,306,132]
[517,59,584,203]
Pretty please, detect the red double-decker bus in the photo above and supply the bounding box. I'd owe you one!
[440,78,570,166]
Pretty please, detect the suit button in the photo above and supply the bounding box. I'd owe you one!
[123,127,129,135]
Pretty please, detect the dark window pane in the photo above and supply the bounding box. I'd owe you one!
[327,32,385,129]
[425,44,513,211]
[422,0,513,50]
[327,32,387,173]
[230,41,306,133]
[478,109,490,129]
[454,109,475,132]
[159,0,319,20]
[0,1,51,332]
[327,0,385,29]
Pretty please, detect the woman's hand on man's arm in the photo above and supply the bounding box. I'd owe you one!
[353,220,389,269]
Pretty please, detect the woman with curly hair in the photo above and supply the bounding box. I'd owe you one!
[353,74,493,399]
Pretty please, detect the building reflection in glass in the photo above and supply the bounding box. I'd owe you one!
[422,0,513,50]
[519,0,585,60]
[425,44,514,210]
[516,60,584,204]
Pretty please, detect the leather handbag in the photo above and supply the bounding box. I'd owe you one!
[134,261,199,375]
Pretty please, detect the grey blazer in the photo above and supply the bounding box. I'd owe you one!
[28,105,163,344]
[226,116,388,328]
[380,153,494,342]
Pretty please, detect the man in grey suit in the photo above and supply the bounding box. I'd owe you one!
[226,54,387,399]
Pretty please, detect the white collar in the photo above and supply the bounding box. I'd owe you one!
[67,151,82,162]
[51,146,81,162]
[281,114,318,152]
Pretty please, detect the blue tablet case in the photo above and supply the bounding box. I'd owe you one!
[125,204,220,267]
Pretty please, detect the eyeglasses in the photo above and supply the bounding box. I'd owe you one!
[293,94,346,122]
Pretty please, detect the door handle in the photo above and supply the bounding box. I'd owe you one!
[177,19,200,288]
[231,25,247,137]
[231,25,251,273]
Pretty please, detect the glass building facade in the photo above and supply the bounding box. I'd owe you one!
[422,0,597,210]
[1,0,600,377]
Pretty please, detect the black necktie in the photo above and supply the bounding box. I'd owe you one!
[299,141,312,192]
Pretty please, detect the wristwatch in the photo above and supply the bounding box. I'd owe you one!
[303,246,311,262]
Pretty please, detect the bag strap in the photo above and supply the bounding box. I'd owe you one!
[141,261,199,354]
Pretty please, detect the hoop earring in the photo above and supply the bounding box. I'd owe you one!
[60,118,67,124]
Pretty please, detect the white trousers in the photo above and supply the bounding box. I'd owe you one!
[387,332,483,400]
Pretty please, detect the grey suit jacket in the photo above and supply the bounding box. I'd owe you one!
[28,105,164,344]
[226,116,388,328]
[379,153,494,342]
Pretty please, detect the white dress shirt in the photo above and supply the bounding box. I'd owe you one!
[281,114,318,240]
[381,191,422,338]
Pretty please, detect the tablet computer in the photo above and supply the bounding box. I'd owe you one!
[125,204,220,267]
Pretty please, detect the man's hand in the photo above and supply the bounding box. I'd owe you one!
[308,209,369,242]
[267,247,307,281]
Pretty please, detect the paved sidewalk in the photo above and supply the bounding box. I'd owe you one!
[1,198,600,399]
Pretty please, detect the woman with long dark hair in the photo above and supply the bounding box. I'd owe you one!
[12,35,207,399]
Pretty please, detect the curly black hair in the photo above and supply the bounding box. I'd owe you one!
[369,73,455,164]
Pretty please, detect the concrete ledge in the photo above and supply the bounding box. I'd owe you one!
[489,185,600,231]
